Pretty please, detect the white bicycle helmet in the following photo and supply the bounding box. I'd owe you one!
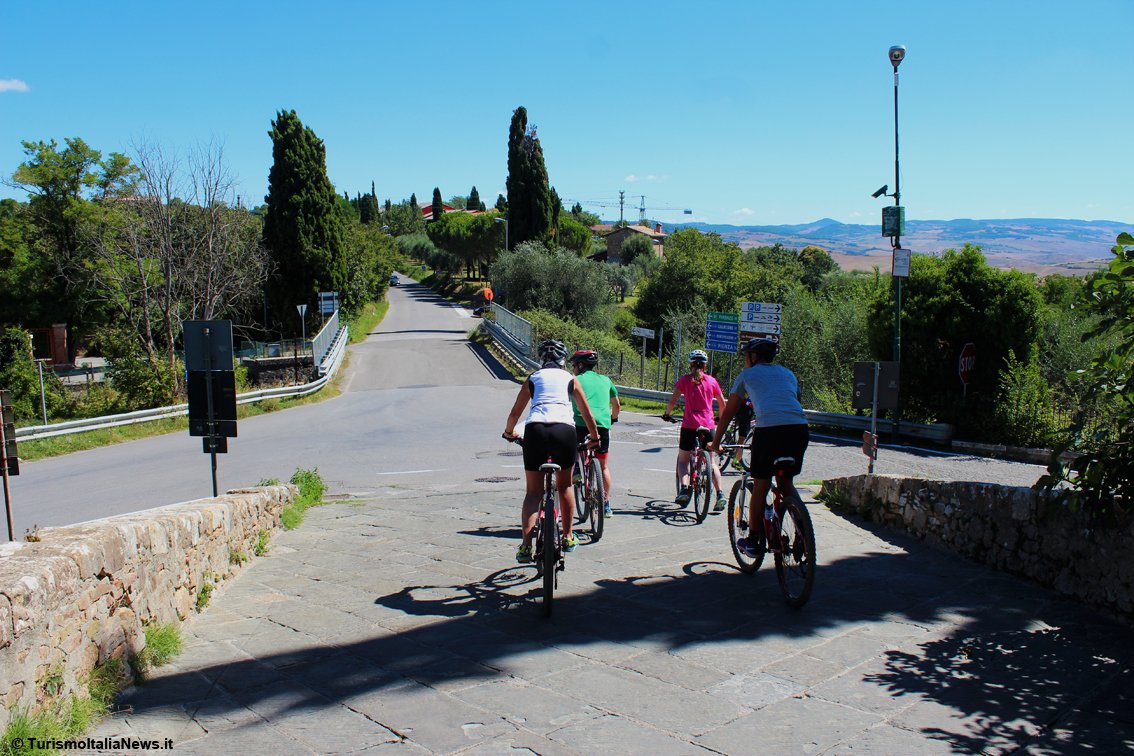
[688,349,709,365]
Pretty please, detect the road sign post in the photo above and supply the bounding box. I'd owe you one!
[705,312,739,354]
[739,302,783,348]
[184,320,237,497]
[631,326,655,388]
[1,390,17,541]
[958,342,976,398]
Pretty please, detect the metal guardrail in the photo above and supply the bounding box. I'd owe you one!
[15,324,350,442]
[312,310,340,367]
[481,318,953,444]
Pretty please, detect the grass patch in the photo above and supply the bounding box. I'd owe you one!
[131,623,183,680]
[253,529,270,556]
[348,299,390,344]
[1,658,123,754]
[280,467,327,530]
[619,396,668,416]
[195,578,214,612]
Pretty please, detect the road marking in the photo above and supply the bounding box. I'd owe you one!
[645,468,673,474]
[375,469,442,476]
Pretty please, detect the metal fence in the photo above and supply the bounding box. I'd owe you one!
[311,310,340,367]
[490,304,533,353]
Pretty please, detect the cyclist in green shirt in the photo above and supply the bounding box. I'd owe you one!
[570,350,620,518]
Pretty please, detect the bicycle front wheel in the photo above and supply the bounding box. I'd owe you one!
[728,479,764,573]
[587,457,605,542]
[775,493,816,608]
[692,453,712,523]
[542,495,558,617]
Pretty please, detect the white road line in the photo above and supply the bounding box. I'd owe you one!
[645,468,673,474]
[375,469,442,476]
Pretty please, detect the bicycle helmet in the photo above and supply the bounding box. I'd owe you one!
[688,349,709,365]
[538,339,567,366]
[570,349,599,368]
[742,337,779,361]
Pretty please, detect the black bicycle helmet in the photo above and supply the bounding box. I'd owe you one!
[742,337,779,361]
[570,349,599,368]
[538,339,567,365]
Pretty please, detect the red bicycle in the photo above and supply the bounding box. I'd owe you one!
[663,415,714,524]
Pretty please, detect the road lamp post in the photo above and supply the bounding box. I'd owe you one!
[493,216,508,252]
[889,44,905,367]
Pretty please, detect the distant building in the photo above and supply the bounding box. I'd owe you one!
[594,223,667,264]
[421,204,484,222]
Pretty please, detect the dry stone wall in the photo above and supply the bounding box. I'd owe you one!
[0,485,293,730]
[820,474,1133,625]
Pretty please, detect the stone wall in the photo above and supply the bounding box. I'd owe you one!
[819,475,1133,625]
[0,485,293,730]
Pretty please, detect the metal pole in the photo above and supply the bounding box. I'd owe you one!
[869,361,880,475]
[640,336,646,388]
[892,62,903,441]
[1,418,13,542]
[656,327,664,391]
[203,328,218,498]
[36,359,48,425]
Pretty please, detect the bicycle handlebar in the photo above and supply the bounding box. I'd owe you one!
[502,432,523,447]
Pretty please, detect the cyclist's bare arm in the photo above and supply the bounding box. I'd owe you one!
[663,386,682,420]
[504,381,532,439]
[610,395,620,423]
[710,392,745,452]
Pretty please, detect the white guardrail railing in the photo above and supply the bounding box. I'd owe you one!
[15,323,349,442]
[482,317,953,444]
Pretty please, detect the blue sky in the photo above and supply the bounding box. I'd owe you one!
[2,1,1131,226]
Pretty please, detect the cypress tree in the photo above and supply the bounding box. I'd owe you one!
[263,109,348,331]
[468,185,481,211]
[505,106,552,247]
[431,187,444,222]
[495,194,507,212]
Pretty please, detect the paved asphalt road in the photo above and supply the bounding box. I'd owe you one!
[8,274,1047,540]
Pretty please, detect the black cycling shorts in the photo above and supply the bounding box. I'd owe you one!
[750,424,809,479]
[522,422,577,472]
[576,425,610,457]
[679,427,713,452]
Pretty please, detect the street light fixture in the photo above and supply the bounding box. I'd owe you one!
[493,216,508,252]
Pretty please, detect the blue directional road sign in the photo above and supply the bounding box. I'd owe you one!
[705,312,739,353]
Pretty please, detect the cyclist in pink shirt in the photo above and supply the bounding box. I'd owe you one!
[663,349,727,510]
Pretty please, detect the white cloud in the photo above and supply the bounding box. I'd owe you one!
[624,174,665,183]
[625,174,639,183]
[734,207,756,216]
[0,79,29,93]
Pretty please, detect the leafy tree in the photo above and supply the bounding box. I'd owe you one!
[620,233,654,265]
[570,205,601,228]
[343,223,397,310]
[431,187,444,222]
[557,215,591,256]
[446,195,468,210]
[495,194,507,212]
[263,110,349,333]
[799,245,838,291]
[381,200,425,237]
[489,242,610,327]
[1041,233,1134,513]
[468,186,480,210]
[505,106,552,246]
[0,199,50,326]
[0,327,70,422]
[867,244,1041,434]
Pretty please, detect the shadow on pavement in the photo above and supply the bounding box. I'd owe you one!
[119,541,1134,752]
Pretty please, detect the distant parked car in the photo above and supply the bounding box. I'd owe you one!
[389,274,399,286]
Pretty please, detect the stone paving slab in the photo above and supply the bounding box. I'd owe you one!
[85,485,1134,753]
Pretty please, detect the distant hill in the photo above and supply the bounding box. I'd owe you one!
[655,218,1129,275]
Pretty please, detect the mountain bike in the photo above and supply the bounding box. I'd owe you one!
[725,452,816,607]
[719,419,753,474]
[503,434,565,617]
[663,416,714,524]
[573,440,605,542]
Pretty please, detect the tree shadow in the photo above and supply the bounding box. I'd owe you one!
[112,529,1134,753]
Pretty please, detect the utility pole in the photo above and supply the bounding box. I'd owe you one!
[618,190,625,226]
[638,195,647,225]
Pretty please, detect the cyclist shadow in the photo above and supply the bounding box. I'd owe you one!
[457,525,522,540]
[374,567,536,618]
[638,497,704,527]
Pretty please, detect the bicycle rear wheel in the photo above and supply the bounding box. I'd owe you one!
[573,460,588,524]
[774,493,816,608]
[728,479,764,573]
[692,452,711,523]
[586,457,605,542]
[542,495,558,617]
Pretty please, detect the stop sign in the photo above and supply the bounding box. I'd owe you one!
[958,342,976,385]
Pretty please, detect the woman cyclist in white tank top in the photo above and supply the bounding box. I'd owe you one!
[504,339,599,563]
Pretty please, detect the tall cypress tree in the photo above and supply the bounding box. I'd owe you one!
[505,106,552,247]
[468,185,481,211]
[263,110,348,331]
[431,187,444,222]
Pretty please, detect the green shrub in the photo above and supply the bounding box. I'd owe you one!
[280,467,327,529]
[131,623,183,680]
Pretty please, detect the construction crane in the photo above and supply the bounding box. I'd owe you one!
[564,190,692,226]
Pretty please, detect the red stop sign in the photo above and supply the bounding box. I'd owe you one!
[958,342,976,385]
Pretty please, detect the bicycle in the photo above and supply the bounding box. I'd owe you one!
[719,419,753,474]
[662,415,715,524]
[572,440,605,542]
[724,451,816,607]
[502,434,565,617]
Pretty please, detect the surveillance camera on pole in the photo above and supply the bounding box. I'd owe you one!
[871,185,889,199]
[889,45,906,70]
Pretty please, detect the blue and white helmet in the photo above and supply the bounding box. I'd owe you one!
[688,349,709,365]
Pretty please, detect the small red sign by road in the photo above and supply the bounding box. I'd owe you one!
[958,342,976,385]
